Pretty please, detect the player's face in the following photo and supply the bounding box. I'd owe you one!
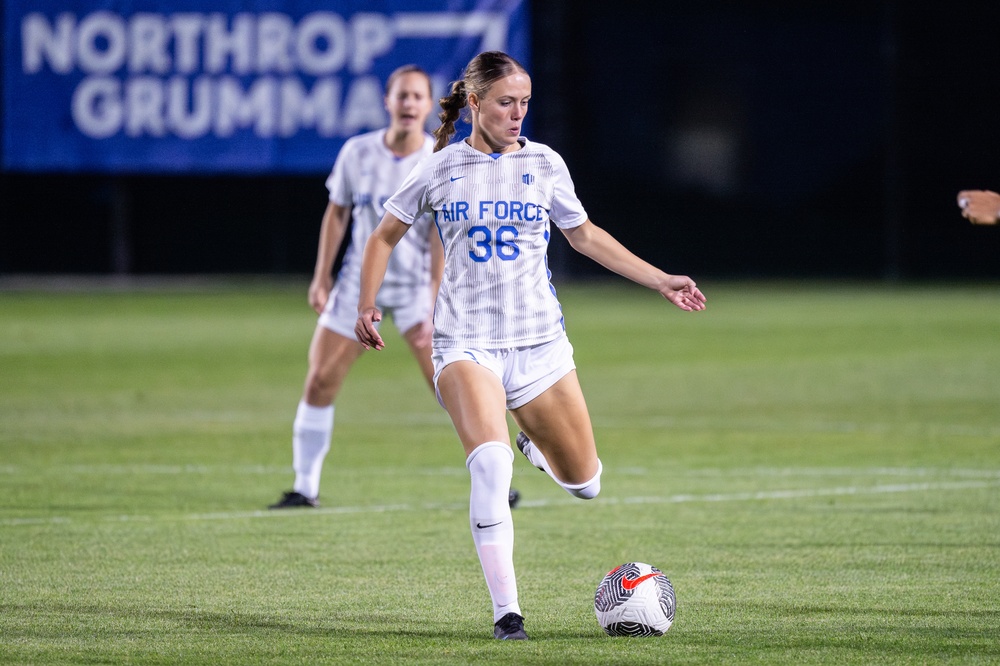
[385,72,433,132]
[471,72,531,153]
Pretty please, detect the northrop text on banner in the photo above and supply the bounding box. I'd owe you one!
[2,1,528,173]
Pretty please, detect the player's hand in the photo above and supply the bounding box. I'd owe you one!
[355,307,385,350]
[308,275,334,314]
[957,190,1000,225]
[658,275,706,312]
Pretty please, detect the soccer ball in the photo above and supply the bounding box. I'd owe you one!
[594,562,676,636]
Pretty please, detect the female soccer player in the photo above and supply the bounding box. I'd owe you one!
[269,65,441,510]
[355,51,706,639]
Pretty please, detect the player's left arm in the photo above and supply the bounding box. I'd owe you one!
[560,219,706,312]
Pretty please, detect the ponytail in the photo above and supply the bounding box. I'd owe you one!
[433,80,467,152]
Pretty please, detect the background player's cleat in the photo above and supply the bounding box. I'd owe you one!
[493,612,529,640]
[508,488,521,509]
[268,491,319,509]
[515,432,544,471]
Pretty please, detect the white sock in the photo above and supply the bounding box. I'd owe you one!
[519,434,602,499]
[518,433,554,477]
[558,459,603,500]
[292,401,334,499]
[467,442,520,622]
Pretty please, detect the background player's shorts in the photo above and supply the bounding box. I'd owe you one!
[432,334,576,410]
[319,281,432,340]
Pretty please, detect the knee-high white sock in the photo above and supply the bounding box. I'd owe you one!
[292,401,334,499]
[518,434,602,500]
[467,442,520,622]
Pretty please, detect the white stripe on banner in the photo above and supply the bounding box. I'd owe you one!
[393,12,510,51]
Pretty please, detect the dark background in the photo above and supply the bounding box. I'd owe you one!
[2,1,999,280]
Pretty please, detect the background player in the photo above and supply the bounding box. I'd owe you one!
[355,51,705,639]
[269,65,441,509]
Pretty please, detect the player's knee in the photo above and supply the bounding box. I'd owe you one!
[304,369,340,404]
[467,442,514,515]
[559,459,603,500]
[466,442,514,483]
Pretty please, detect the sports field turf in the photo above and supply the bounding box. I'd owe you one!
[1,279,998,665]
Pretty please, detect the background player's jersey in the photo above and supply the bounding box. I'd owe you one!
[385,137,588,348]
[326,130,435,306]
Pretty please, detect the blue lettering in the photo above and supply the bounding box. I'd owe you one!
[475,200,545,221]
[439,201,471,223]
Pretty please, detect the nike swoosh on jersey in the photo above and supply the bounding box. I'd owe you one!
[476,520,502,529]
[621,572,662,590]
[450,175,466,182]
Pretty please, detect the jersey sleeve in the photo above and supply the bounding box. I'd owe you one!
[546,150,588,230]
[384,156,432,226]
[324,139,355,207]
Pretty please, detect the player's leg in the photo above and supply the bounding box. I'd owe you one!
[270,324,364,509]
[391,285,436,392]
[400,322,435,391]
[272,282,368,509]
[509,370,603,499]
[303,325,366,405]
[404,318,521,507]
[436,358,526,638]
[502,336,602,499]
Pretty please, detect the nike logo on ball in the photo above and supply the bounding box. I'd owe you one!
[476,521,502,529]
[621,572,661,590]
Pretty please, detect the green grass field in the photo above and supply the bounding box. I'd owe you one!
[2,279,998,665]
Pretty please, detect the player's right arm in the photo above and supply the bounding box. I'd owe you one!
[308,202,352,313]
[356,213,411,350]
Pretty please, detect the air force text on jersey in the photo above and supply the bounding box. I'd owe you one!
[438,199,546,264]
[437,200,548,223]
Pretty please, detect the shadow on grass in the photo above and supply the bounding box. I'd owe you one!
[1,601,492,641]
[9,598,998,662]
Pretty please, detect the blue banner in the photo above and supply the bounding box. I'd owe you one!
[2,1,529,173]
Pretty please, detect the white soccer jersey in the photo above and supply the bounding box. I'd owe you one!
[326,129,435,306]
[385,138,588,348]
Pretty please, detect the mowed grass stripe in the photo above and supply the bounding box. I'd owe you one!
[2,478,996,527]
